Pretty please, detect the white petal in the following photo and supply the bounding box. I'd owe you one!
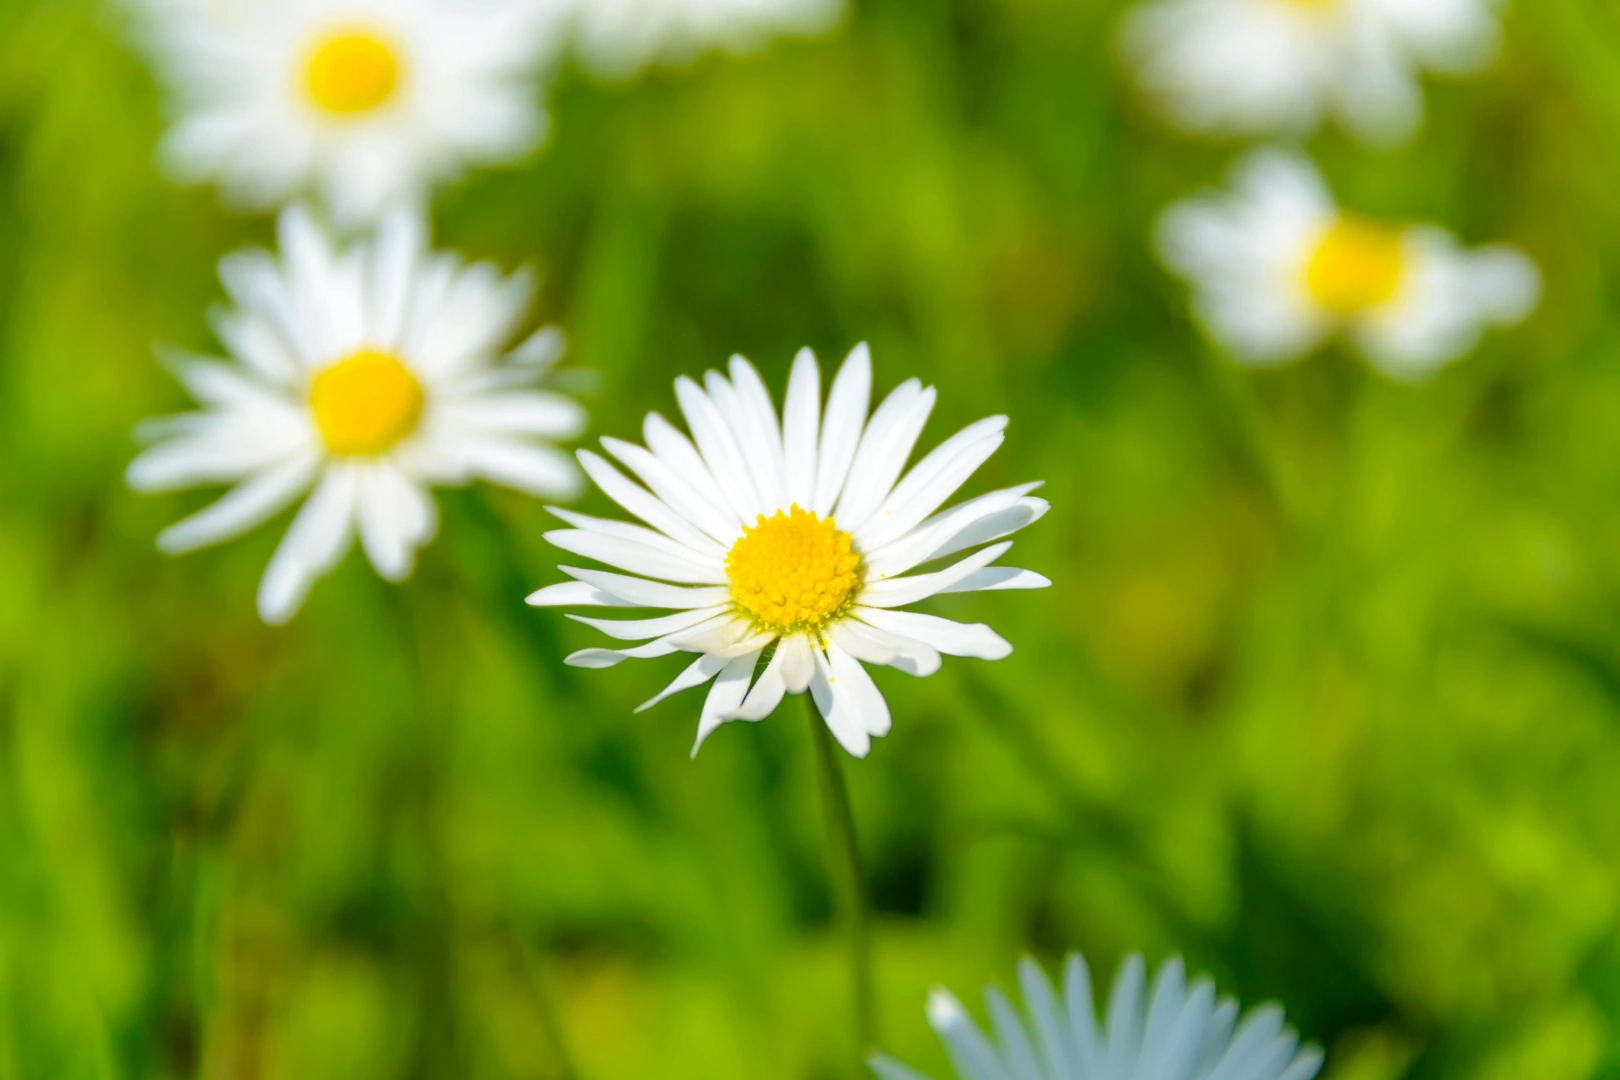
[256,464,359,625]
[670,619,776,659]
[924,499,1050,566]
[830,619,942,678]
[526,580,639,608]
[636,653,729,713]
[778,633,816,693]
[354,460,437,582]
[1102,956,1147,1078]
[577,449,727,554]
[781,347,821,509]
[643,411,740,528]
[810,645,872,756]
[863,483,1043,579]
[560,567,730,610]
[724,357,788,508]
[859,542,1013,609]
[1064,954,1104,1078]
[1017,957,1074,1080]
[507,325,567,369]
[598,439,738,551]
[937,567,1051,594]
[826,640,891,737]
[854,608,1012,661]
[367,204,425,350]
[985,985,1041,1080]
[439,391,587,440]
[866,1055,933,1080]
[835,381,936,532]
[705,368,784,512]
[691,650,762,756]
[156,450,319,554]
[729,643,788,721]
[925,989,1001,1080]
[459,438,583,498]
[853,418,1006,551]
[544,529,726,585]
[572,605,732,642]
[547,505,723,566]
[675,376,760,518]
[812,342,872,516]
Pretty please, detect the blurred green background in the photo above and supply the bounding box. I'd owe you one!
[5,0,1620,1077]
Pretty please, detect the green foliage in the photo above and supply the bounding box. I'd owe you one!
[2,0,1620,1077]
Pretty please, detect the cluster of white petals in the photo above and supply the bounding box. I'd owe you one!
[871,954,1324,1080]
[130,206,584,624]
[568,0,845,78]
[1155,150,1539,379]
[1123,0,1506,146]
[528,345,1048,757]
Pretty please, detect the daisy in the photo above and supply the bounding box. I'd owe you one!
[567,0,844,79]
[129,0,567,225]
[526,344,1049,757]
[1121,0,1505,145]
[1155,150,1540,380]
[128,205,586,625]
[870,953,1324,1080]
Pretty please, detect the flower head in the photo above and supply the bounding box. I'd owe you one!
[130,0,567,225]
[1155,150,1540,379]
[129,205,586,624]
[870,953,1324,1080]
[1121,0,1504,145]
[568,0,844,79]
[528,344,1049,757]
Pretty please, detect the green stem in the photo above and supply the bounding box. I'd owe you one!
[805,695,876,1064]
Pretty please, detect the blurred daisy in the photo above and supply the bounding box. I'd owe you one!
[1121,0,1504,145]
[527,344,1048,757]
[129,205,585,625]
[870,953,1324,1080]
[569,0,844,79]
[1155,150,1539,379]
[131,0,566,225]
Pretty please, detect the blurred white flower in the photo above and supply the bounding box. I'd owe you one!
[527,344,1048,758]
[1121,0,1505,145]
[131,0,567,225]
[566,0,844,79]
[1155,150,1540,379]
[129,205,585,625]
[869,953,1324,1080]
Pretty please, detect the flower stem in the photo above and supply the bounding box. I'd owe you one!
[805,694,876,1064]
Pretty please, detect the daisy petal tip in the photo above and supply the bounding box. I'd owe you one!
[924,988,967,1028]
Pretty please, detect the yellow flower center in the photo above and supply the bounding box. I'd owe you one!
[727,506,862,635]
[305,31,401,116]
[308,350,423,457]
[1305,217,1406,316]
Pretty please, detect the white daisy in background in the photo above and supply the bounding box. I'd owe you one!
[1155,150,1540,380]
[1121,0,1505,145]
[527,344,1049,757]
[128,205,586,625]
[130,0,567,225]
[567,0,844,79]
[870,953,1324,1080]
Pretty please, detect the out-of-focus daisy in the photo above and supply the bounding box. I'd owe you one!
[1121,0,1505,145]
[129,205,585,625]
[1155,150,1540,379]
[870,953,1325,1080]
[131,0,566,225]
[568,0,844,79]
[527,344,1048,757]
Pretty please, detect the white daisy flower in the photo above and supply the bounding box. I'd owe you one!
[869,953,1325,1080]
[1155,149,1540,380]
[129,205,586,625]
[1121,0,1505,145]
[130,0,567,225]
[526,344,1049,758]
[567,0,844,79]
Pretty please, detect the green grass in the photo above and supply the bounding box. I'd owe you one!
[4,0,1620,1077]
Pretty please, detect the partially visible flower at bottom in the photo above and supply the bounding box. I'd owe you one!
[1156,149,1540,381]
[870,953,1324,1080]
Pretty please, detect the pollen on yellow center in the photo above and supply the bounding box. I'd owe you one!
[308,350,423,457]
[305,31,401,116]
[1305,216,1406,316]
[727,506,862,634]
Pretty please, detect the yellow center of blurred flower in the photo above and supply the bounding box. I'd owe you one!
[1305,217,1406,316]
[727,506,861,634]
[309,350,423,456]
[305,31,401,116]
